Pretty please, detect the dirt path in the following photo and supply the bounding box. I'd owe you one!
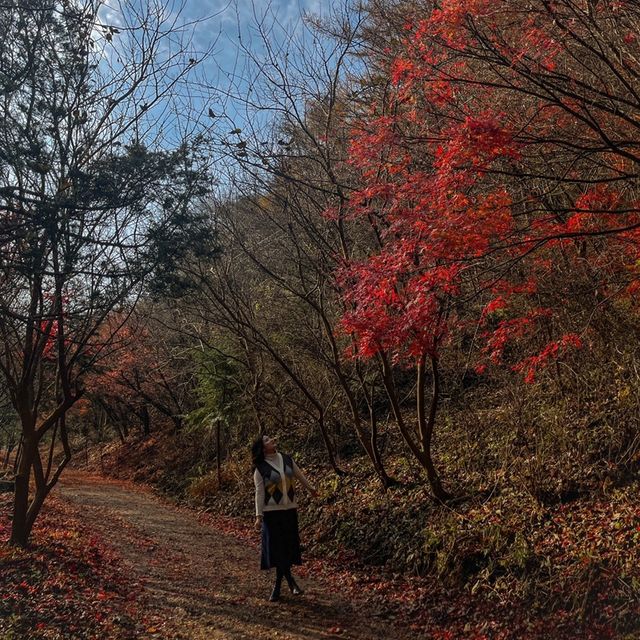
[56,471,414,640]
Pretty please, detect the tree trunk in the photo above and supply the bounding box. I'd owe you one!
[368,395,396,488]
[2,442,13,469]
[141,405,151,436]
[13,436,23,475]
[10,433,36,547]
[381,352,450,501]
[15,414,73,545]
[335,360,393,488]
[417,355,450,501]
[380,353,428,465]
[317,309,393,486]
[216,419,222,489]
[317,408,344,476]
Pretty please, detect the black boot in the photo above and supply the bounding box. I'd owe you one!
[284,567,304,596]
[269,582,281,602]
[269,570,283,602]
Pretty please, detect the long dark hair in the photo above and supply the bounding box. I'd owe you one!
[251,436,265,469]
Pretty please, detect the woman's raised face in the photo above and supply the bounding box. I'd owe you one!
[262,435,277,454]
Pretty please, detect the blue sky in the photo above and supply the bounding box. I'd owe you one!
[187,3,323,91]
[97,0,328,126]
[189,0,329,123]
[187,0,325,59]
[95,0,342,184]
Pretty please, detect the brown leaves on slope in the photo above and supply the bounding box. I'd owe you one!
[0,493,143,639]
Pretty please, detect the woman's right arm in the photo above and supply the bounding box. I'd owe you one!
[254,469,264,531]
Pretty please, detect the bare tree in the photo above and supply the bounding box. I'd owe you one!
[0,0,217,546]
[195,2,398,484]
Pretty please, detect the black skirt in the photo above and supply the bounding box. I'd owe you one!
[260,508,302,570]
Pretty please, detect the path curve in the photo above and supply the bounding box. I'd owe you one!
[56,471,413,640]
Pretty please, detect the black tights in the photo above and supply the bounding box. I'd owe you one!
[275,565,293,588]
[271,565,303,599]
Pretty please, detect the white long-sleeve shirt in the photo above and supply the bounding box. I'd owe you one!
[254,452,314,516]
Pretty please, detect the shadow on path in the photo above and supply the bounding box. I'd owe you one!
[57,471,413,640]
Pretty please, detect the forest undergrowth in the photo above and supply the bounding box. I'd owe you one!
[90,373,640,640]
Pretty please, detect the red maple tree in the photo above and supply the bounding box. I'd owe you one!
[338,0,640,497]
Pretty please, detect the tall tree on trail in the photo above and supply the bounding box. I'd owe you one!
[0,0,216,546]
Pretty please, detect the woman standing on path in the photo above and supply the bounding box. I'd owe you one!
[252,435,318,602]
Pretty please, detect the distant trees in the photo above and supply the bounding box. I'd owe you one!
[0,0,215,546]
[87,309,198,439]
